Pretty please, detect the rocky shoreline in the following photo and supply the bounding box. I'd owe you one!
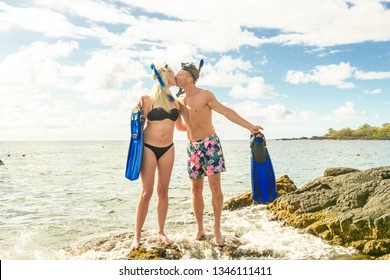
[225,166,390,260]
[266,166,390,260]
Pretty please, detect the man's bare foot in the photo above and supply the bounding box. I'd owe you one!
[194,231,206,241]
[129,239,140,251]
[158,233,173,245]
[214,230,224,246]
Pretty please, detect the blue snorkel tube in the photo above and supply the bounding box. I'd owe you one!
[198,59,204,73]
[150,63,174,102]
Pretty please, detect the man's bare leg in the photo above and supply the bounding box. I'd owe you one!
[191,178,206,240]
[208,173,224,246]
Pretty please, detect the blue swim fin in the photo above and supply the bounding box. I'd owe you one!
[250,134,278,203]
[125,107,144,181]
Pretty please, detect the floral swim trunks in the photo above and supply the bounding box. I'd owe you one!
[187,134,226,179]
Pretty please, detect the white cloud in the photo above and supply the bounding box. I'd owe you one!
[118,0,390,48]
[2,0,390,53]
[197,56,277,99]
[0,94,75,134]
[0,40,79,95]
[120,16,260,53]
[222,101,317,124]
[285,62,356,89]
[214,55,252,71]
[0,80,149,141]
[211,101,320,139]
[199,66,247,88]
[0,40,149,106]
[0,2,94,38]
[355,70,390,80]
[324,101,362,122]
[200,56,252,87]
[72,50,148,104]
[364,88,383,94]
[229,77,278,99]
[33,0,136,25]
[119,81,150,113]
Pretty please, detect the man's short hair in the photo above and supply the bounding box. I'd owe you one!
[181,62,199,81]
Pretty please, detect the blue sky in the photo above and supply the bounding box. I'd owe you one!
[1,0,389,140]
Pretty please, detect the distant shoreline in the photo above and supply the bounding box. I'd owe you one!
[275,136,390,141]
[274,124,390,141]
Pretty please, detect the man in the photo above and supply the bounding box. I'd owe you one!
[175,62,263,246]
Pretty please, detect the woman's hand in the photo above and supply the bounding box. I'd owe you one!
[138,95,151,110]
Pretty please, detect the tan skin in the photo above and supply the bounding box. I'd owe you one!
[175,69,263,246]
[130,68,186,251]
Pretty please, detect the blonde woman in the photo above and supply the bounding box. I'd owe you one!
[130,64,186,251]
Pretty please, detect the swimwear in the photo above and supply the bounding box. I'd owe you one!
[145,143,174,160]
[187,134,226,179]
[147,107,179,121]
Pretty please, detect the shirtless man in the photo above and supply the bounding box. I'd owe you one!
[175,62,263,246]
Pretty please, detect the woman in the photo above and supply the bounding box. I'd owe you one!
[130,64,186,251]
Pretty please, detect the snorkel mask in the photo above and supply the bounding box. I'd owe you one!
[177,59,204,97]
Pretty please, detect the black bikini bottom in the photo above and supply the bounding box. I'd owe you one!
[144,143,174,160]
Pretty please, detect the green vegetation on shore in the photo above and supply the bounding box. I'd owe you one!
[277,123,390,140]
[323,123,390,140]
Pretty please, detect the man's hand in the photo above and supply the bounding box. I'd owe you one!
[250,125,264,136]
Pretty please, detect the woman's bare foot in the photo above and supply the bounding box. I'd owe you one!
[129,239,140,251]
[158,232,173,245]
[194,231,206,240]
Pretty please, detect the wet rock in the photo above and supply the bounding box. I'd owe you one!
[70,232,131,258]
[127,246,182,260]
[68,232,280,260]
[223,175,297,211]
[323,167,360,177]
[222,191,253,211]
[267,166,390,258]
[68,232,182,260]
[275,175,298,196]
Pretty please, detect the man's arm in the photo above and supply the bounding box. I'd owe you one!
[206,90,263,134]
[175,114,187,131]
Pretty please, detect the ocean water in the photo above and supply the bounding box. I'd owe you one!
[0,140,389,260]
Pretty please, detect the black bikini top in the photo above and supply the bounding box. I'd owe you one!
[147,107,179,122]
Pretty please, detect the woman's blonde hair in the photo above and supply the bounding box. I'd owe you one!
[151,64,179,112]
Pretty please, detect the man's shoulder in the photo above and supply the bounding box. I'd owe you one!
[198,88,212,94]
[198,88,214,99]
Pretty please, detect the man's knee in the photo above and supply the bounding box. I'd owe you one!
[191,179,204,197]
[211,189,223,201]
[191,187,203,198]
